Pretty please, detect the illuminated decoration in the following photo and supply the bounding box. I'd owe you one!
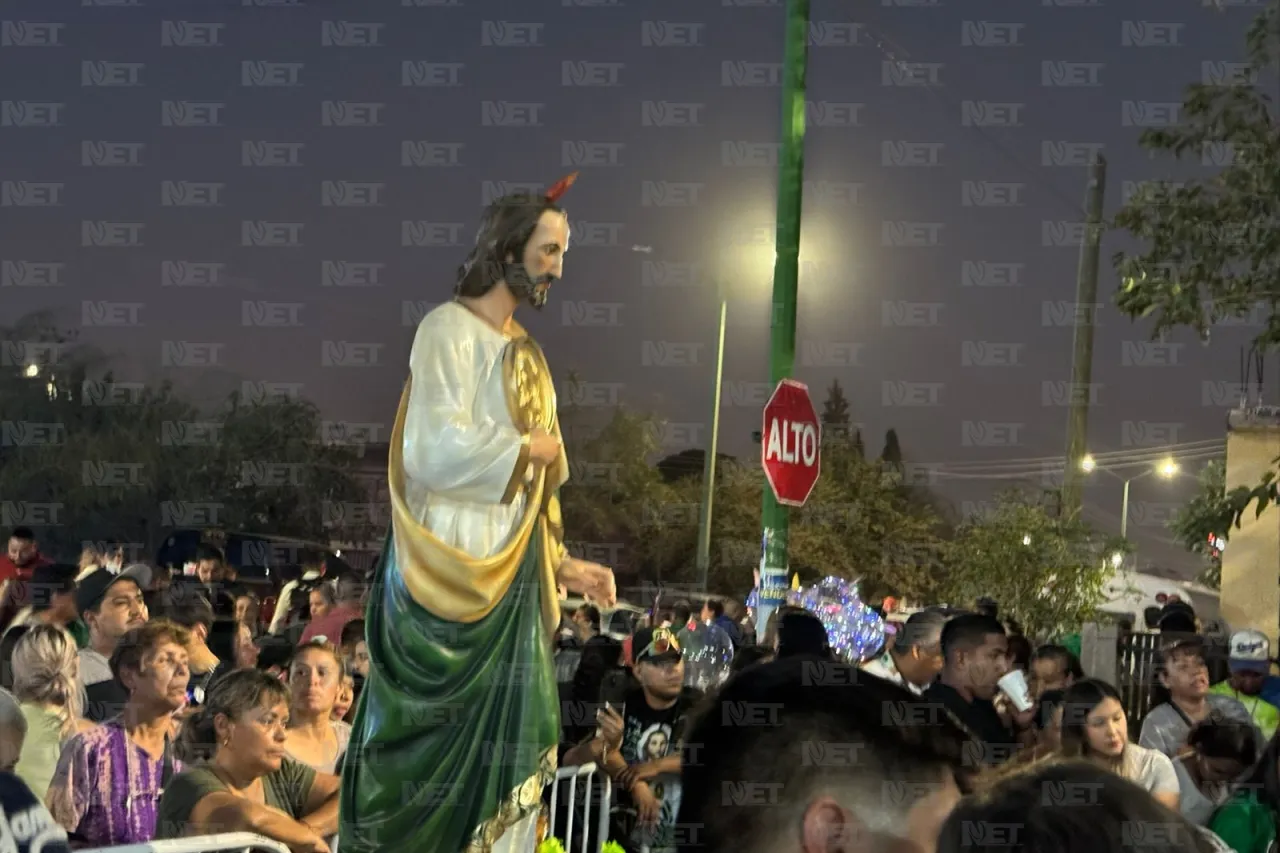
[684,625,734,691]
[788,575,885,663]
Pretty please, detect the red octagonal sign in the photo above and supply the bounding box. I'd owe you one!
[762,379,821,507]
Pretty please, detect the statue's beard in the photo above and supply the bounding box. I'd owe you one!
[505,262,555,310]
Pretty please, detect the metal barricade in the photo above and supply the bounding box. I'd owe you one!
[80,833,292,853]
[548,762,612,853]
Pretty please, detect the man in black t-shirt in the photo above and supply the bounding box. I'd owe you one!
[607,626,701,853]
[923,613,1033,766]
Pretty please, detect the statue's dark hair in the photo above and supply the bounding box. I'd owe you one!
[455,194,564,298]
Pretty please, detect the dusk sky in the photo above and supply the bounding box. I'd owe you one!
[1,0,1267,577]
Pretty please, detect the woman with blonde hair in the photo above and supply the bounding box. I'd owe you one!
[11,625,93,798]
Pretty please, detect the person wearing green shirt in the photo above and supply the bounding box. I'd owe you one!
[1211,630,1280,741]
[1210,730,1280,853]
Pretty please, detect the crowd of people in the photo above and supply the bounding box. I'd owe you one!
[7,521,1280,853]
[0,527,367,853]
[549,594,1280,853]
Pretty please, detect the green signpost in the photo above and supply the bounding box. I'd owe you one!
[756,0,811,635]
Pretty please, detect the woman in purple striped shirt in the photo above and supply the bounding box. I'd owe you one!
[46,620,191,846]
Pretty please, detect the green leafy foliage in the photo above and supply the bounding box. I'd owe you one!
[1112,3,1280,533]
[938,493,1119,640]
[1167,460,1228,588]
[0,317,371,559]
[1112,4,1280,346]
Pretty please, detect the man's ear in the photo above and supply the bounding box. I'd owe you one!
[802,796,864,853]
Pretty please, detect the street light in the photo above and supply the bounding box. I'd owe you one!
[23,364,38,378]
[1110,551,1124,568]
[1081,454,1096,472]
[1119,458,1179,540]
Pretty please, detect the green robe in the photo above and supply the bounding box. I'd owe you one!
[340,317,568,853]
[338,529,560,853]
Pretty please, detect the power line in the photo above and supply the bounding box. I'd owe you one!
[917,439,1223,472]
[922,448,1222,480]
[932,439,1223,471]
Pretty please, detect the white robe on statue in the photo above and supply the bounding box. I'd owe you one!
[401,300,550,853]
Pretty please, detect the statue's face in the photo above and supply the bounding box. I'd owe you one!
[512,210,569,302]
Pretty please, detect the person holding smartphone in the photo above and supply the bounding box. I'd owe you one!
[602,627,701,853]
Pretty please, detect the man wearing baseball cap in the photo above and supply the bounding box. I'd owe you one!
[75,565,149,722]
[601,626,701,853]
[1210,629,1280,739]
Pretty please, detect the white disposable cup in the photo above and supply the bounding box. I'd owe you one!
[998,670,1034,712]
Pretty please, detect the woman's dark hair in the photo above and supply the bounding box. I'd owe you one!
[340,619,364,652]
[1035,689,1066,731]
[455,195,564,298]
[1187,716,1258,766]
[255,635,295,672]
[178,668,288,762]
[1006,634,1032,672]
[1059,678,1124,758]
[939,760,1222,853]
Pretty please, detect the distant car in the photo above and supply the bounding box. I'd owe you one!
[562,598,644,641]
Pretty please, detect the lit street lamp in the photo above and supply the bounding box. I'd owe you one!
[1119,458,1179,540]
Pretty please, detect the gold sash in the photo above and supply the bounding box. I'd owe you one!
[386,334,565,635]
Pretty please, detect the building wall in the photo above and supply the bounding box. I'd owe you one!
[1222,417,1280,645]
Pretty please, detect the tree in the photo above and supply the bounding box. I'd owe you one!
[1112,3,1280,533]
[1168,460,1228,589]
[821,380,852,442]
[655,449,737,485]
[700,439,948,600]
[559,406,693,587]
[939,493,1119,640]
[880,429,904,473]
[0,317,371,560]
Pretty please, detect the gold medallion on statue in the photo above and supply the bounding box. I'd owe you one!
[502,336,556,434]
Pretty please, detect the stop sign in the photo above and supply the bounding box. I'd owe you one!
[762,379,821,507]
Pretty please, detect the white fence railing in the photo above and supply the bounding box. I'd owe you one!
[547,762,612,853]
[80,833,291,853]
[81,767,615,853]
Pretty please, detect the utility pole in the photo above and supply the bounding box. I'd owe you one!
[695,296,727,592]
[756,0,810,636]
[1061,156,1107,518]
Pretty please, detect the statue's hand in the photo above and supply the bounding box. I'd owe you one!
[529,428,562,466]
[557,557,616,608]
